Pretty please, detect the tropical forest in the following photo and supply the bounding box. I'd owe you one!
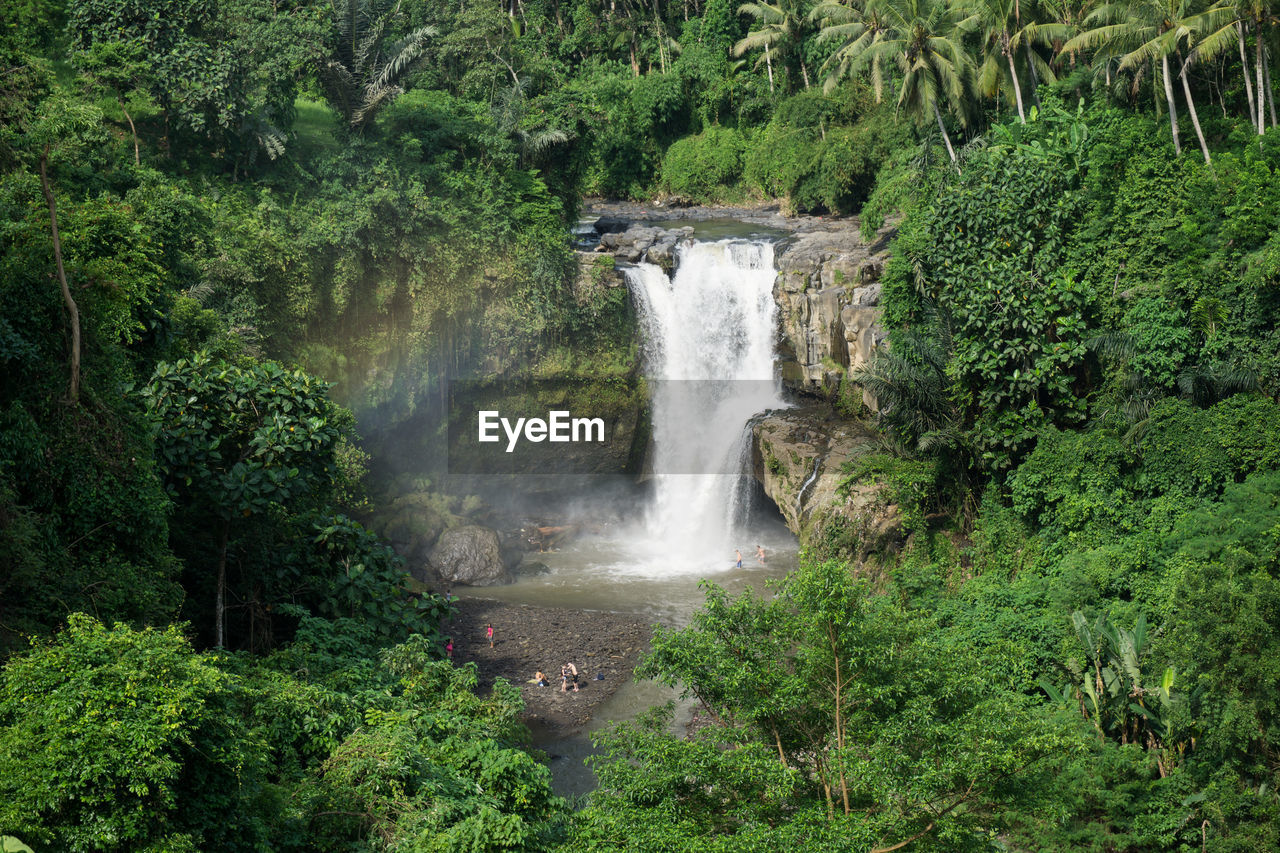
[2,0,1280,849]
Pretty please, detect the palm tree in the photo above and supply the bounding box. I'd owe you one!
[835,0,974,166]
[960,0,1033,121]
[318,0,436,131]
[491,79,572,168]
[1032,0,1102,69]
[812,0,892,93]
[1063,0,1232,162]
[735,0,816,91]
[1188,0,1277,133]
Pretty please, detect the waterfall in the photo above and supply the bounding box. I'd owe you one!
[625,239,787,574]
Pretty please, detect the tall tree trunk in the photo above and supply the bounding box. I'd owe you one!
[765,44,775,92]
[800,54,811,89]
[1025,43,1042,109]
[651,0,667,72]
[1239,22,1257,128]
[1162,53,1182,154]
[119,99,140,165]
[1257,26,1266,134]
[38,147,80,404]
[934,101,959,169]
[1180,64,1211,164]
[1266,48,1277,127]
[216,519,230,648]
[1007,41,1026,122]
[829,624,851,816]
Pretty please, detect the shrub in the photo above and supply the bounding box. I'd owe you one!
[658,125,746,200]
[742,122,818,200]
[0,615,262,851]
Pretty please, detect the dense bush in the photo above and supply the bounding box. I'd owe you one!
[0,616,260,851]
[658,125,745,199]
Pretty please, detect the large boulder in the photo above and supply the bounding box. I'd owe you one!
[750,407,903,560]
[429,525,513,586]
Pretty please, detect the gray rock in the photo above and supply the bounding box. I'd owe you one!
[429,525,513,586]
[773,221,896,401]
[750,407,903,557]
[592,215,630,235]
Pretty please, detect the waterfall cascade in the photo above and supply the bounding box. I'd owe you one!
[624,238,788,573]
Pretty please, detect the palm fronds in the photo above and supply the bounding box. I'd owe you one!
[319,0,436,131]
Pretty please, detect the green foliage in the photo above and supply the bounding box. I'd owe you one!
[881,111,1094,471]
[605,557,1074,849]
[1041,612,1184,761]
[1009,427,1142,555]
[308,641,566,851]
[0,615,562,852]
[303,513,450,642]
[572,706,806,850]
[658,125,745,199]
[742,122,818,199]
[144,353,340,519]
[318,0,435,131]
[841,451,937,534]
[66,0,324,164]
[0,615,260,851]
[1162,472,1280,775]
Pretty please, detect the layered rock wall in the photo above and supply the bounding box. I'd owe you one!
[772,224,894,404]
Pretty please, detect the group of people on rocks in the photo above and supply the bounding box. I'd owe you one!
[533,663,582,692]
[442,622,588,694]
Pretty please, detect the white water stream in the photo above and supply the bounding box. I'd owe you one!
[477,235,795,614]
[625,239,788,573]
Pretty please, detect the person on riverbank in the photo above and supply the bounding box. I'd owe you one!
[535,670,548,687]
[756,545,766,563]
[561,663,579,692]
[734,550,743,568]
[445,638,453,659]
[486,623,494,648]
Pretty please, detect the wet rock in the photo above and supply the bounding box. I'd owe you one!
[430,525,513,586]
[751,407,903,558]
[574,251,625,293]
[592,215,631,235]
[598,224,693,267]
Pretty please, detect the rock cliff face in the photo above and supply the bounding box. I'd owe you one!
[751,407,903,557]
[772,224,895,405]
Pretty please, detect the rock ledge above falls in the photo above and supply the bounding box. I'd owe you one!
[773,223,896,401]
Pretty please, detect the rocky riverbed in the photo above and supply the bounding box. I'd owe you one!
[444,596,653,738]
